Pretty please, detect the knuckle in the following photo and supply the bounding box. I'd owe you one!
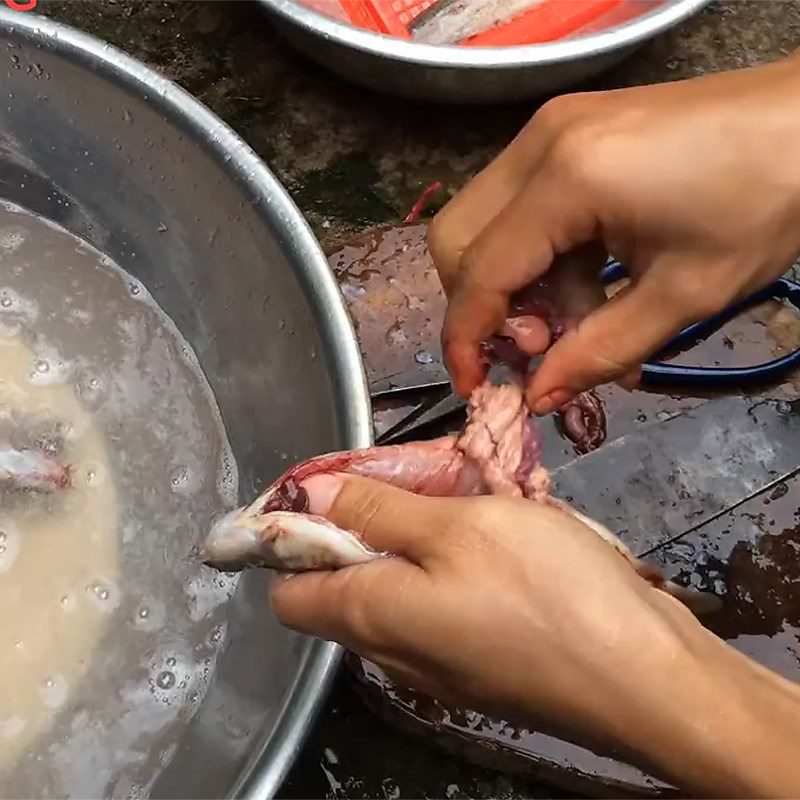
[427,214,459,294]
[426,210,449,263]
[337,568,379,644]
[548,126,597,181]
[664,268,724,321]
[585,349,631,382]
[459,239,490,290]
[532,93,585,132]
[439,498,504,553]
[345,483,388,540]
[268,584,292,623]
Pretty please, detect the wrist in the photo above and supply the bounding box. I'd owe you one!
[606,593,800,797]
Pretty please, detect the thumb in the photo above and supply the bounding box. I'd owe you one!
[301,472,455,565]
[525,266,704,412]
[270,473,455,645]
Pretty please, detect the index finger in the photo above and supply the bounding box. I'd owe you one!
[442,171,598,396]
[428,113,558,295]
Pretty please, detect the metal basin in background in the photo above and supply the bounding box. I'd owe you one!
[0,8,370,799]
[258,0,708,103]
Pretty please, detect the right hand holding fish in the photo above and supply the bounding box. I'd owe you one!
[429,54,800,414]
[271,473,800,799]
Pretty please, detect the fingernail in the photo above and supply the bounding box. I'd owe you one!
[531,389,571,416]
[300,473,343,515]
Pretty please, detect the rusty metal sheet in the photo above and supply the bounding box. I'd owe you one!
[553,396,800,555]
[328,223,447,395]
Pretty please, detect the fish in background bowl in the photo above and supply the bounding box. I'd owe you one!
[296,0,665,46]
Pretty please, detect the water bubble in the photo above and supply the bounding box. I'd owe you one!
[59,593,76,612]
[414,349,435,365]
[39,673,68,709]
[28,346,70,385]
[133,599,164,632]
[0,295,10,308]
[169,464,199,496]
[85,579,120,612]
[79,374,103,404]
[128,282,140,296]
[0,226,27,252]
[155,671,175,690]
[166,656,177,668]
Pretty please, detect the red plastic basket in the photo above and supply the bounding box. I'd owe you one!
[464,0,622,46]
[340,0,435,38]
[331,0,622,45]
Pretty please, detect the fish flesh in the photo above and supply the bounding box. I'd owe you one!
[202,382,717,614]
[0,446,70,492]
[411,0,548,44]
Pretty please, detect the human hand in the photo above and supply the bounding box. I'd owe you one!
[271,474,800,798]
[271,473,698,748]
[429,56,800,413]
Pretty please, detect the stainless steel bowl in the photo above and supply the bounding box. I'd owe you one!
[258,0,708,102]
[0,7,370,799]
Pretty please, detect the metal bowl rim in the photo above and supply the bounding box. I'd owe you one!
[258,0,709,69]
[0,7,372,799]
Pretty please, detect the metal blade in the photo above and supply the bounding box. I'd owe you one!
[551,397,800,556]
[376,392,466,444]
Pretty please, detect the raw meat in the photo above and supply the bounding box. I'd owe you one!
[202,382,716,614]
[0,446,70,491]
[411,0,547,44]
[481,332,606,454]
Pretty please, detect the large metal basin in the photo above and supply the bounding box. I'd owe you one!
[258,0,708,103]
[0,7,370,798]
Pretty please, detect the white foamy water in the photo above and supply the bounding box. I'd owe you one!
[0,199,239,798]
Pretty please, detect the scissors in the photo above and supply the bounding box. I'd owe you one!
[373,261,800,445]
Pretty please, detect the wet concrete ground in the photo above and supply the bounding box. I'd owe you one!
[39,1,800,796]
